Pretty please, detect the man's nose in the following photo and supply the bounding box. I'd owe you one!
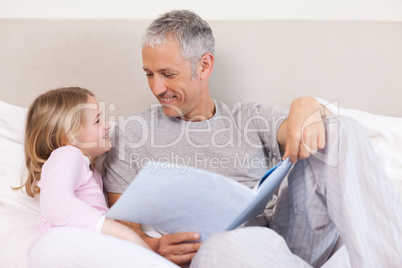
[150,76,166,96]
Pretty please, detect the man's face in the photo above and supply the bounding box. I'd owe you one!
[142,40,204,120]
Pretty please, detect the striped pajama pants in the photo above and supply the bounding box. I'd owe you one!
[191,116,402,268]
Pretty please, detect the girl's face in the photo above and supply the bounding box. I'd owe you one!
[74,95,111,159]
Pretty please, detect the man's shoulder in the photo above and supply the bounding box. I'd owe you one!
[128,105,164,118]
[215,100,288,121]
[215,100,264,115]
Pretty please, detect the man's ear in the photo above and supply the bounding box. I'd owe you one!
[198,53,214,80]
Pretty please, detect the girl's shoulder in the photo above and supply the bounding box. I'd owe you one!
[46,145,88,168]
[51,145,84,158]
[40,146,93,189]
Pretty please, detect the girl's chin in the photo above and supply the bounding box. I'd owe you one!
[103,140,112,151]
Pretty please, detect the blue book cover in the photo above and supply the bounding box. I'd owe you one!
[107,159,293,241]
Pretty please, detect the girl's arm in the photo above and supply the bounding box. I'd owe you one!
[40,146,149,249]
[40,147,106,230]
[102,218,151,250]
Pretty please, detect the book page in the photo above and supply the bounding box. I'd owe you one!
[106,163,255,241]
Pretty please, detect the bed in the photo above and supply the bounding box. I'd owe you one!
[0,18,401,267]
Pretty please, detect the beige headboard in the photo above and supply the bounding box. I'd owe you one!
[1,19,401,117]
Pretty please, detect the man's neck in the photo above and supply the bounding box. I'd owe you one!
[182,97,215,122]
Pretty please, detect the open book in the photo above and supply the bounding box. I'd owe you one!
[106,159,293,241]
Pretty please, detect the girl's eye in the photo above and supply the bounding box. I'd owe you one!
[95,119,100,124]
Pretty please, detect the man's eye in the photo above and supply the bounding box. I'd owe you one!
[164,74,174,78]
[145,73,153,77]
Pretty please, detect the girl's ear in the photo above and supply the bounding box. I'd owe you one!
[62,132,71,146]
[198,53,214,80]
[61,137,68,146]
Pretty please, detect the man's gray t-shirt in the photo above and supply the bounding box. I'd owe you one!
[103,100,288,193]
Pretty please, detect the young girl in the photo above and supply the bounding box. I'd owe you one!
[18,87,150,249]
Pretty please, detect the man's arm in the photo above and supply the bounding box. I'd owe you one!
[277,97,331,163]
[107,193,201,266]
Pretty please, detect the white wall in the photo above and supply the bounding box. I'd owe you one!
[1,0,402,21]
[1,0,401,117]
[1,19,401,117]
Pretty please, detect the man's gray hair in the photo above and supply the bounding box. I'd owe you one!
[142,10,215,76]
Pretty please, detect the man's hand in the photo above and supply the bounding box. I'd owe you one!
[147,232,201,266]
[278,97,329,163]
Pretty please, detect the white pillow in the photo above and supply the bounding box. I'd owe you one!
[0,101,40,268]
[316,98,402,194]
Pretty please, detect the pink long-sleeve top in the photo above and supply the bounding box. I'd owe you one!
[37,145,108,236]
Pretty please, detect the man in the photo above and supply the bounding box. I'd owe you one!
[104,10,401,267]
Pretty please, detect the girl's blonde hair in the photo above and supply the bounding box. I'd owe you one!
[18,87,94,197]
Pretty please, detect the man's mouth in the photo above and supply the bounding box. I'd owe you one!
[160,96,175,102]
